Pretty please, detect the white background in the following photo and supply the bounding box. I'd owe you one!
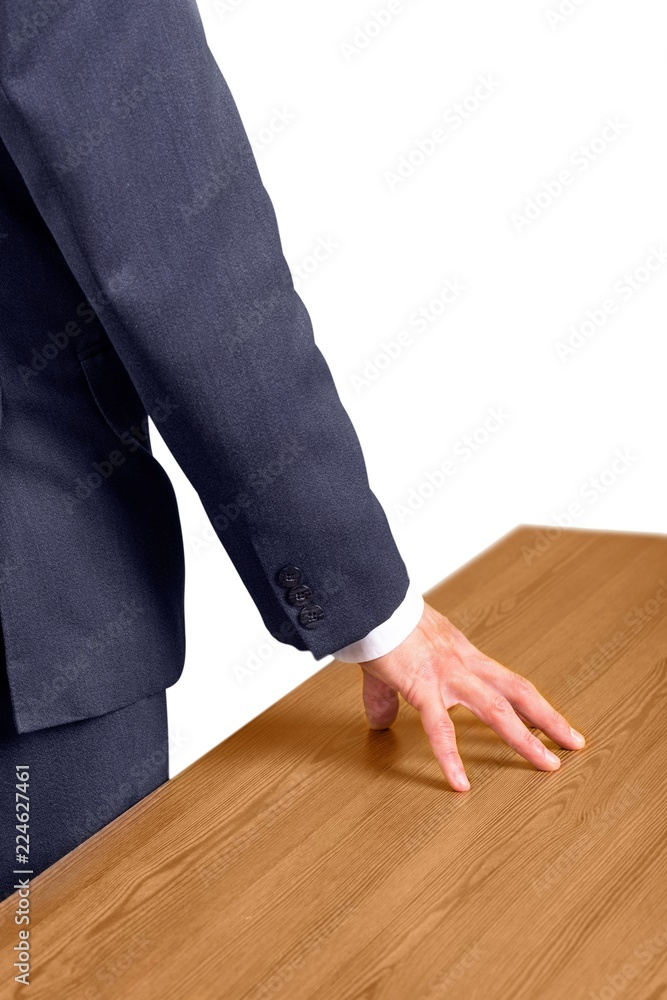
[158,0,666,776]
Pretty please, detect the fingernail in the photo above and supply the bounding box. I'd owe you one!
[570,727,586,748]
[545,748,561,768]
[456,771,470,791]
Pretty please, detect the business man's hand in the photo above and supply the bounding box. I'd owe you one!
[359,602,585,791]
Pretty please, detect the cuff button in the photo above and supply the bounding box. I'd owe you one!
[299,604,325,629]
[278,565,303,588]
[287,584,313,606]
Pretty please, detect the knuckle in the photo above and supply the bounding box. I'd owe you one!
[408,656,441,708]
[488,694,513,718]
[549,705,564,728]
[510,672,535,698]
[418,655,439,686]
[521,728,539,752]
[431,716,453,741]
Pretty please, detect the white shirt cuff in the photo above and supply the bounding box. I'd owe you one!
[332,581,425,663]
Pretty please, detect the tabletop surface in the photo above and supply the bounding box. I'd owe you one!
[1,524,666,1000]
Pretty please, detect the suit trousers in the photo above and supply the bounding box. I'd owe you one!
[0,642,169,901]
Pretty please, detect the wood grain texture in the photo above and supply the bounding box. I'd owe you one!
[1,525,667,999]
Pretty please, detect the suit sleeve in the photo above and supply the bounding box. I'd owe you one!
[332,582,424,663]
[0,0,410,658]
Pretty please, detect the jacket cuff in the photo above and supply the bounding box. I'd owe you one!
[331,580,424,663]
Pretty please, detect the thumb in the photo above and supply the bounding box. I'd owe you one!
[361,666,399,730]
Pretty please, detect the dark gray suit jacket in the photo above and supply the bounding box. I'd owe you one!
[0,0,409,734]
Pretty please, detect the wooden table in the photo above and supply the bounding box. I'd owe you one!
[2,525,667,999]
